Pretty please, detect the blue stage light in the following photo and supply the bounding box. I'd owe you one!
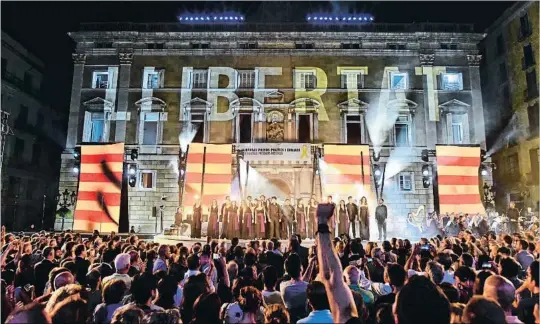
[370,17,374,21]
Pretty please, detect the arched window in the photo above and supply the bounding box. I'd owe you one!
[338,98,369,144]
[135,97,167,149]
[82,97,114,143]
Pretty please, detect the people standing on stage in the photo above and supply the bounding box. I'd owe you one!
[375,198,388,241]
[228,200,240,238]
[207,199,219,239]
[295,198,307,239]
[268,197,281,239]
[240,199,253,239]
[326,195,337,237]
[358,196,370,241]
[281,199,294,239]
[260,195,269,238]
[338,200,348,236]
[254,199,266,239]
[220,196,231,239]
[307,197,318,239]
[346,196,358,239]
[192,199,202,238]
[507,201,520,233]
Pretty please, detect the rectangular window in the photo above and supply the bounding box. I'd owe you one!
[191,117,205,143]
[90,112,105,143]
[398,173,413,192]
[452,122,464,144]
[346,115,363,144]
[145,70,164,89]
[508,154,519,177]
[192,70,208,89]
[295,71,316,89]
[238,114,252,143]
[92,71,109,89]
[139,171,156,190]
[496,35,505,55]
[526,70,539,99]
[499,62,508,84]
[523,44,535,68]
[389,72,408,90]
[394,116,410,146]
[528,102,539,136]
[142,113,159,145]
[530,148,539,181]
[297,114,311,143]
[238,71,256,88]
[441,73,463,91]
[340,73,364,89]
[388,43,406,50]
[520,13,531,38]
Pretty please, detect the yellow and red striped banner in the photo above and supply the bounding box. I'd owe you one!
[436,145,485,214]
[74,143,124,232]
[183,144,233,214]
[322,145,372,202]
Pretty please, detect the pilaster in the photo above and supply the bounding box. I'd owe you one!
[467,54,487,149]
[419,53,438,149]
[65,53,86,149]
[114,51,133,142]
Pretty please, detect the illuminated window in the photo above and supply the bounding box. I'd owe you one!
[140,112,167,145]
[139,170,156,191]
[295,71,316,89]
[389,72,408,90]
[441,73,463,91]
[394,115,410,147]
[398,173,414,192]
[92,71,110,89]
[83,112,105,143]
[143,70,164,89]
[238,71,256,88]
[345,115,364,144]
[340,73,364,89]
[451,121,463,144]
[192,70,208,89]
[508,154,519,177]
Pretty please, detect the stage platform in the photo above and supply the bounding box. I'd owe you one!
[153,234,317,248]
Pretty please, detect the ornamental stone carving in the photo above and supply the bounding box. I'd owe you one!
[419,53,435,66]
[72,53,86,65]
[466,54,482,66]
[119,52,134,65]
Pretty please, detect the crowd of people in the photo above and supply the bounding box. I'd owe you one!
[1,203,539,324]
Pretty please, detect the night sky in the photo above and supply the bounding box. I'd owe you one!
[1,1,515,115]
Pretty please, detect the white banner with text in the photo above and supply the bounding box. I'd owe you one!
[236,143,312,162]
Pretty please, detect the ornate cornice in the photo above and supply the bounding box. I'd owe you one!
[466,54,482,66]
[419,53,435,66]
[72,53,86,65]
[118,52,134,65]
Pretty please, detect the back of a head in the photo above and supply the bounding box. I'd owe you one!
[50,295,88,324]
[499,257,520,279]
[439,282,460,303]
[454,266,476,284]
[395,275,450,324]
[111,304,145,324]
[426,261,445,285]
[6,302,51,324]
[131,273,157,305]
[463,296,506,324]
[386,263,406,288]
[157,275,178,298]
[142,309,181,324]
[284,253,301,279]
[263,265,278,289]
[103,279,127,305]
[53,271,75,291]
[239,286,262,314]
[344,265,360,284]
[483,275,515,312]
[187,254,200,271]
[376,303,394,324]
[264,304,290,324]
[192,292,221,323]
[114,253,131,273]
[460,253,474,267]
[307,281,330,311]
[46,284,83,314]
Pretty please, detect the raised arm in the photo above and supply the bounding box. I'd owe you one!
[316,204,357,323]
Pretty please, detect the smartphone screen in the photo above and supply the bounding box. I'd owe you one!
[213,253,220,260]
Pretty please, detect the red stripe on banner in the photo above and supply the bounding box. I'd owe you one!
[439,195,482,205]
[325,174,369,184]
[324,155,368,165]
[81,154,124,164]
[74,210,119,223]
[437,175,479,185]
[183,173,232,183]
[437,156,480,167]
[77,191,122,206]
[187,153,232,164]
[79,172,124,183]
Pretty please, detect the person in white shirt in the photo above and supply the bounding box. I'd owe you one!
[102,253,132,290]
[297,281,333,324]
[153,245,170,273]
[483,275,524,324]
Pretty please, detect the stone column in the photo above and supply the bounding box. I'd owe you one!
[65,54,86,149]
[419,53,438,149]
[115,52,133,142]
[467,54,487,149]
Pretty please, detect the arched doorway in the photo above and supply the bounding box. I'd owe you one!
[265,178,292,200]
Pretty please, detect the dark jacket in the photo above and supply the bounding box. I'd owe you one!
[34,259,56,296]
[346,203,359,221]
[375,205,388,223]
[74,256,91,286]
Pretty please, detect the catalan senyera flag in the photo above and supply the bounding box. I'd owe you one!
[183,144,233,214]
[436,145,486,215]
[322,145,371,201]
[73,143,124,232]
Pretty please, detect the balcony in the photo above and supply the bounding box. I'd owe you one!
[2,71,43,100]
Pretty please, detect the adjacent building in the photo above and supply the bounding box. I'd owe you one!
[480,1,539,212]
[1,31,66,230]
[60,21,488,235]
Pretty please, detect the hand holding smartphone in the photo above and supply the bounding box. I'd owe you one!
[316,203,335,225]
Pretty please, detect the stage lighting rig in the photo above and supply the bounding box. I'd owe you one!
[73,147,81,174]
[373,164,382,183]
[422,165,431,188]
[373,151,380,162]
[421,149,429,162]
[128,164,138,187]
[130,149,139,161]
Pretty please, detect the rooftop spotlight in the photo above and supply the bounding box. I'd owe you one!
[481,168,488,176]
[72,166,79,174]
[370,17,374,21]
[374,168,382,177]
[240,16,244,20]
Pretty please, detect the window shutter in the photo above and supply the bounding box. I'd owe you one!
[142,70,149,89]
[83,111,92,142]
[159,112,168,121]
[138,112,146,144]
[159,70,165,88]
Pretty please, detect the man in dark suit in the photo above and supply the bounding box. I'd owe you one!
[73,244,91,286]
[34,247,57,296]
[294,234,309,270]
[266,240,285,278]
[268,197,282,239]
[346,196,359,238]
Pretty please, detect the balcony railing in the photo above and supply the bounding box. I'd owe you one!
[78,22,476,34]
[2,71,43,100]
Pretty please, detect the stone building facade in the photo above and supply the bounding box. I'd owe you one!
[59,22,488,235]
[480,2,539,212]
[1,31,66,230]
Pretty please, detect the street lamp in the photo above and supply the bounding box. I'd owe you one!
[55,189,77,231]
